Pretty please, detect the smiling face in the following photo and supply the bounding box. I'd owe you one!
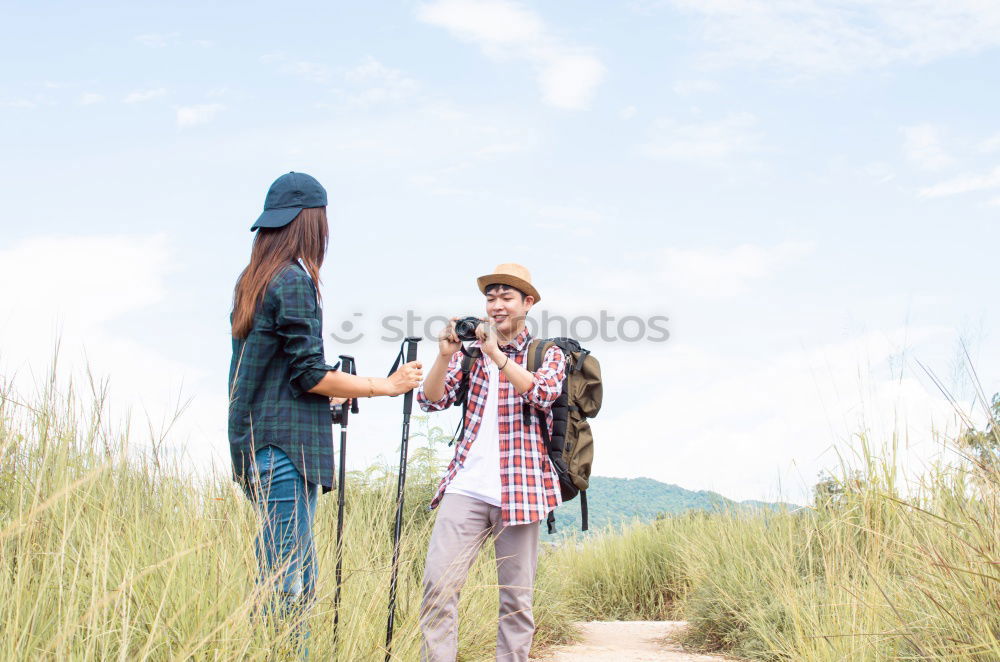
[484,284,534,339]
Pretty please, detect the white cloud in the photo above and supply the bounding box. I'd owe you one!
[418,0,543,44]
[672,79,720,96]
[477,141,531,156]
[345,57,408,84]
[176,103,225,128]
[124,87,167,104]
[0,234,225,476]
[919,166,1000,198]
[642,112,762,166]
[417,0,606,110]
[0,235,168,334]
[1,98,37,109]
[134,32,178,48]
[591,326,961,503]
[981,132,1000,153]
[260,53,330,83]
[342,56,419,106]
[659,241,815,298]
[535,51,605,109]
[901,123,954,171]
[860,161,896,184]
[534,204,605,237]
[78,92,104,106]
[536,244,964,503]
[567,240,815,303]
[288,61,330,82]
[663,0,1000,75]
[620,105,637,120]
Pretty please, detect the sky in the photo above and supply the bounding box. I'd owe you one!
[1,0,998,505]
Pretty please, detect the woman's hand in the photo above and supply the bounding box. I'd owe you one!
[309,365,423,398]
[388,360,424,395]
[439,317,462,357]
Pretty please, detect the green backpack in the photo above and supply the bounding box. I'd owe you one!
[453,337,603,534]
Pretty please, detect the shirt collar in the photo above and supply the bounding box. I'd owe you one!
[499,326,531,352]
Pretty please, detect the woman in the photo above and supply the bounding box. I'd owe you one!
[228,171,422,630]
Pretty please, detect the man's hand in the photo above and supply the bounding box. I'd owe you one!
[439,317,462,357]
[423,318,463,404]
[476,320,503,362]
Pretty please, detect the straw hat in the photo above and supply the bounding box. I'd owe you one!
[476,263,541,303]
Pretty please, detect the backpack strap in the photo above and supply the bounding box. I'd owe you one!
[524,338,582,534]
[540,410,588,532]
[532,339,548,372]
[525,338,556,372]
[531,397,590,533]
[523,339,556,427]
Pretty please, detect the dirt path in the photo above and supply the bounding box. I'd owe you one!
[532,621,739,662]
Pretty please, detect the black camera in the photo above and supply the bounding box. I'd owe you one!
[454,316,483,342]
[330,401,349,425]
[329,355,359,426]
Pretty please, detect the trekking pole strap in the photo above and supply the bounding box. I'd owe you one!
[386,347,403,378]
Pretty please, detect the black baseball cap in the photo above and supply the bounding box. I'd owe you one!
[251,172,328,231]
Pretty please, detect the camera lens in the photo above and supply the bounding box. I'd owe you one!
[454,316,482,342]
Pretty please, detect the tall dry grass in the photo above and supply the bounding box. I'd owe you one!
[548,415,1000,660]
[0,365,575,661]
[5,356,999,661]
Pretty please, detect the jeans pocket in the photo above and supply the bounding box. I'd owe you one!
[244,446,277,501]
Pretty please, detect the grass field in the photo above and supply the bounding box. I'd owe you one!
[0,368,576,660]
[2,365,998,661]
[544,402,1000,660]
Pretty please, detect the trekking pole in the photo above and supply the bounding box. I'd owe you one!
[385,336,421,661]
[332,355,359,657]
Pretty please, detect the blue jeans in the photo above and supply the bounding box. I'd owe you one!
[244,445,318,626]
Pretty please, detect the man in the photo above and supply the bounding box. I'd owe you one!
[416,263,567,662]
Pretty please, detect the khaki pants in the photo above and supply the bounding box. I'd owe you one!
[419,493,541,662]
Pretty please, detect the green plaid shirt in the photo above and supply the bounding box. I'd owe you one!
[228,262,337,492]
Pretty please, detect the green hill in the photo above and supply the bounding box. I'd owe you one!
[549,476,797,537]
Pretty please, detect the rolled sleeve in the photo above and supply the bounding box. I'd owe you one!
[417,351,464,412]
[272,275,337,397]
[520,345,566,410]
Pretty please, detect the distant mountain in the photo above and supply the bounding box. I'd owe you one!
[548,476,797,537]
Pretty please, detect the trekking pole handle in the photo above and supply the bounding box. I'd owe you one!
[338,354,359,414]
[401,337,421,410]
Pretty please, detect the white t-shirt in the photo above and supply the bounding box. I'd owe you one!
[445,357,502,506]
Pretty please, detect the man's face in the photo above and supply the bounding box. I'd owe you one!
[485,285,533,337]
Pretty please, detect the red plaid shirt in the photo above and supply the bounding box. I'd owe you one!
[417,327,567,526]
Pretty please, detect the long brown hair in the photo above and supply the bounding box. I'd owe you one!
[231,207,329,338]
